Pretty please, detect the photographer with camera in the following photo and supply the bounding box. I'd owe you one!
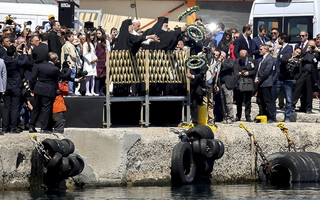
[3,15,17,35]
[22,21,32,38]
[44,15,55,32]
[2,45,28,134]
[292,40,319,114]
[203,47,220,126]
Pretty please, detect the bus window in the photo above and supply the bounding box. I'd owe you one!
[284,17,313,43]
[253,17,282,38]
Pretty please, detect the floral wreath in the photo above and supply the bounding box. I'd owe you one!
[178,5,200,21]
[185,55,207,69]
[186,23,205,42]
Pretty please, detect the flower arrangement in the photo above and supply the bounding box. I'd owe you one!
[185,55,207,69]
[178,5,200,21]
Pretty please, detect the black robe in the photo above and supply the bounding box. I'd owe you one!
[113,19,145,55]
[142,17,183,51]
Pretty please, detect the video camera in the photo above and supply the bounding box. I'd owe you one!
[75,69,88,78]
[63,53,88,79]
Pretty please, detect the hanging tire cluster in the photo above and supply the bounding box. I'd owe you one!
[171,125,225,185]
[42,138,84,179]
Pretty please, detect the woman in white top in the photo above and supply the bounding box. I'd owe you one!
[83,33,98,96]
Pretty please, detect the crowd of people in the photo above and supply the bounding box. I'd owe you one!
[184,22,320,126]
[0,13,319,134]
[0,14,117,134]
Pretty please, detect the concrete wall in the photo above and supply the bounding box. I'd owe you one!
[1,122,320,189]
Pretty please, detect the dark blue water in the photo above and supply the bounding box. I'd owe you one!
[1,183,320,199]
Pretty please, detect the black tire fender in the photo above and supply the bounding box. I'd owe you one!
[55,139,71,157]
[60,157,70,178]
[192,140,200,154]
[42,138,59,157]
[264,152,320,184]
[200,139,207,156]
[74,154,85,174]
[195,159,214,176]
[171,142,196,185]
[186,125,214,140]
[206,139,219,158]
[68,154,82,177]
[62,138,75,155]
[47,152,62,169]
[215,139,225,160]
[205,160,214,175]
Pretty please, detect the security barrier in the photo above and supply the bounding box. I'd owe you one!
[105,50,191,127]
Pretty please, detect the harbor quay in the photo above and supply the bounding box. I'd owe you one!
[0,120,320,190]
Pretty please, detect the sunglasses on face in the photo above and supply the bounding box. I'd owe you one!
[271,32,277,35]
[300,35,306,37]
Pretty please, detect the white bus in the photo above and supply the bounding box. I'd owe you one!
[249,0,320,43]
[0,2,58,32]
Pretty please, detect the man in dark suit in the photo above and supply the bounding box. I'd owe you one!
[0,36,12,58]
[32,37,49,64]
[186,63,208,126]
[295,31,309,56]
[2,45,28,133]
[292,40,319,114]
[254,44,275,122]
[251,24,270,65]
[234,24,253,59]
[234,50,257,122]
[48,20,62,60]
[29,52,60,133]
[274,33,293,122]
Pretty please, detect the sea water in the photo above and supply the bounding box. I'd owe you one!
[1,183,320,199]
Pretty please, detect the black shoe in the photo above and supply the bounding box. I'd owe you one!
[17,124,25,132]
[246,118,253,122]
[11,130,20,134]
[296,108,306,112]
[41,130,53,134]
[29,127,37,133]
[306,110,313,114]
[0,131,3,135]
[235,116,241,121]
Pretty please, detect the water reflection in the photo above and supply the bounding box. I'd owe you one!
[1,183,320,199]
